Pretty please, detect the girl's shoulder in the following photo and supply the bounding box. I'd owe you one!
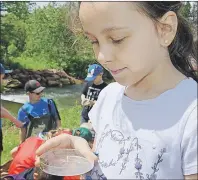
[100,82,125,97]
[106,82,124,89]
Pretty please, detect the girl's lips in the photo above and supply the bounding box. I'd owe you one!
[110,68,126,75]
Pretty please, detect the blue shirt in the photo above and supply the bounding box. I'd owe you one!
[18,98,58,124]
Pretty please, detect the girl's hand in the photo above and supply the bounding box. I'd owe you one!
[35,134,98,166]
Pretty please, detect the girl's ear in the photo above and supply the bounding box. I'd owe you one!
[156,11,178,47]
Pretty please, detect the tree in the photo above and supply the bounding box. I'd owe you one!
[2,1,33,20]
[0,2,34,63]
[180,2,192,20]
[23,4,94,76]
[191,2,197,25]
[1,2,95,77]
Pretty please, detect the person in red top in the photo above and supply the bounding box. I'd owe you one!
[8,136,44,175]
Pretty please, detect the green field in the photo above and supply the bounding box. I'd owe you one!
[1,105,82,164]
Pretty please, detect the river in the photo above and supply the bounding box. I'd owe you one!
[1,84,83,116]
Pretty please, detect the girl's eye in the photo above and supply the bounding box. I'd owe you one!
[91,40,99,45]
[112,37,125,44]
[85,36,99,45]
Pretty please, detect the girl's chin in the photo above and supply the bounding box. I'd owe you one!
[113,76,139,87]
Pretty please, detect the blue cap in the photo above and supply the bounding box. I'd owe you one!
[85,64,103,82]
[0,63,13,74]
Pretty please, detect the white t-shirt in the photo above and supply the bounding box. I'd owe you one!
[88,78,197,179]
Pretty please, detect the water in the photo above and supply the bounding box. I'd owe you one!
[1,84,83,116]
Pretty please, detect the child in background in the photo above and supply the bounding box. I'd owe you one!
[80,122,95,142]
[80,64,107,124]
[73,127,94,149]
[18,80,61,143]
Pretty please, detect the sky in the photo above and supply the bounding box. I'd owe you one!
[36,1,66,8]
[36,2,49,7]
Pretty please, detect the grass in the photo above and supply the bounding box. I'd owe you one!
[10,55,59,70]
[1,105,82,164]
[1,127,20,164]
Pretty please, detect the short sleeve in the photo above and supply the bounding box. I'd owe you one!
[17,108,30,126]
[88,86,108,133]
[181,103,197,175]
[88,82,124,134]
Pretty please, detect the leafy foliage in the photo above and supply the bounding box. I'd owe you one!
[1,2,95,78]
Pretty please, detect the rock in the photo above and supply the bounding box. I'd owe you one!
[5,79,23,88]
[11,75,18,79]
[41,77,47,83]
[42,70,54,77]
[52,74,60,80]
[34,74,41,79]
[20,69,28,74]
[20,78,29,84]
[47,80,60,87]
[28,71,34,76]
[46,76,58,81]
[29,75,34,80]
[40,82,47,87]
[43,69,51,73]
[3,68,80,90]
[57,71,67,78]
[34,70,43,75]
[59,70,83,84]
[23,71,30,75]
[51,69,59,73]
[18,73,29,83]
[18,73,27,79]
[36,77,42,81]
[60,78,70,85]
[14,69,21,74]
[45,74,60,80]
[59,83,63,87]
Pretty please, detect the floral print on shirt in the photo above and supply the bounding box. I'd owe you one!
[88,124,167,180]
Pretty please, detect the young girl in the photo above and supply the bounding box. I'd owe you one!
[36,2,197,179]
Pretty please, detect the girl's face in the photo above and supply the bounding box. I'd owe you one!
[80,2,169,86]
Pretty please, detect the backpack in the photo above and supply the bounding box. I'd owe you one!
[21,99,60,138]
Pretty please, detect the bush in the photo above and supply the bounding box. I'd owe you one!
[10,55,59,70]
